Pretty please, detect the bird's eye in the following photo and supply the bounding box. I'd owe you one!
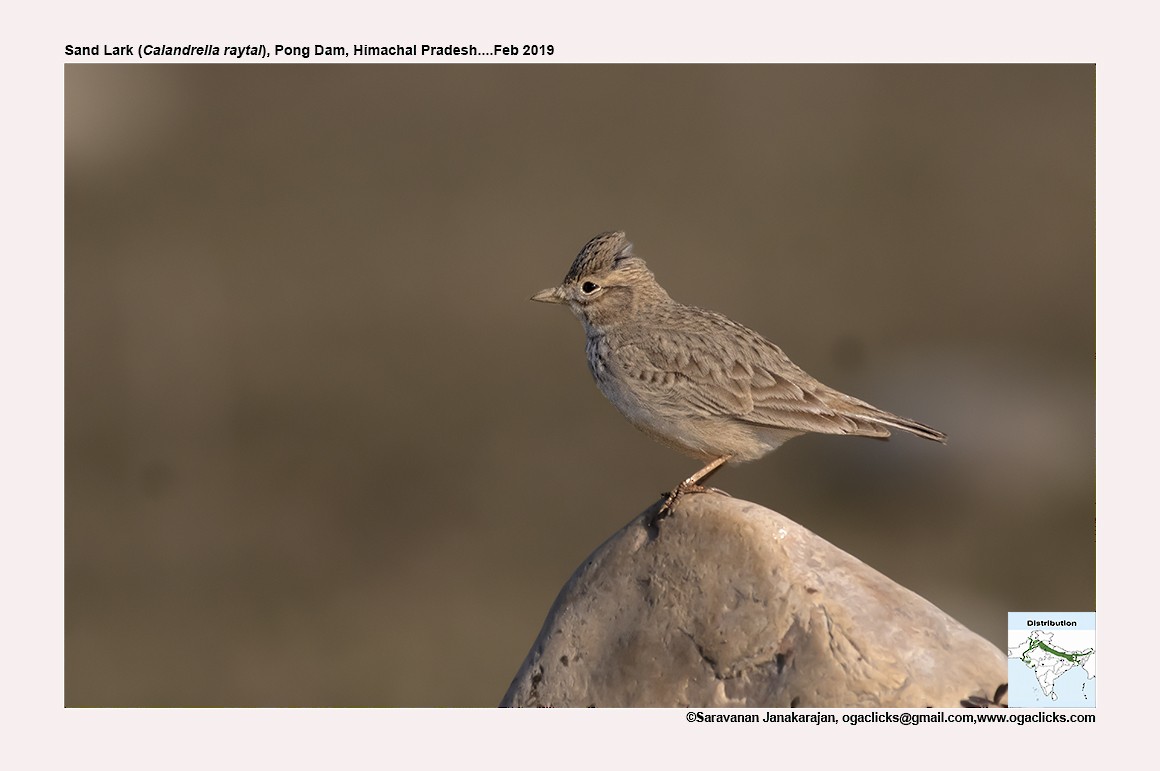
[581,281,599,294]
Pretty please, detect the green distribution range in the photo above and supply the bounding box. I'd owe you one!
[1020,638,1094,665]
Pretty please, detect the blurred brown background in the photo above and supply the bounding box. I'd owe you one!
[65,65,1093,706]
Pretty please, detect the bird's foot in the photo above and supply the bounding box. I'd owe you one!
[650,483,725,525]
[653,485,731,507]
[648,455,734,529]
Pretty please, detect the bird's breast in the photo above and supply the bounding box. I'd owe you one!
[584,334,611,382]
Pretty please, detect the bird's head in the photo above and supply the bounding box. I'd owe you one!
[531,231,669,328]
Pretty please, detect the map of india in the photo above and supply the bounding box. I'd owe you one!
[1007,613,1096,707]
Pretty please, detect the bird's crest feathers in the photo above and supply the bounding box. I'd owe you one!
[564,231,639,283]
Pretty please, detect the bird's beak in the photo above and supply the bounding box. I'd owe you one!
[531,286,566,304]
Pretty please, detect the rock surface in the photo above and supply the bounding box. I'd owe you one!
[501,493,1006,708]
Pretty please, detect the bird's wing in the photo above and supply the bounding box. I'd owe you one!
[613,309,889,438]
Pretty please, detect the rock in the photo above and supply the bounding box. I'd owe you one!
[501,492,1006,708]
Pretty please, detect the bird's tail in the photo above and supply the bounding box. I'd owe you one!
[861,411,947,443]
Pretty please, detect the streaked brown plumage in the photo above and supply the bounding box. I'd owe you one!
[532,231,945,513]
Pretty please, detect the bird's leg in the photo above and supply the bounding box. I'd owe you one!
[655,455,732,519]
[682,454,731,490]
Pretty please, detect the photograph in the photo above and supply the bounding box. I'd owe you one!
[64,64,1093,708]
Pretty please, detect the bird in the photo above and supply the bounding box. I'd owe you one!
[531,231,946,516]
